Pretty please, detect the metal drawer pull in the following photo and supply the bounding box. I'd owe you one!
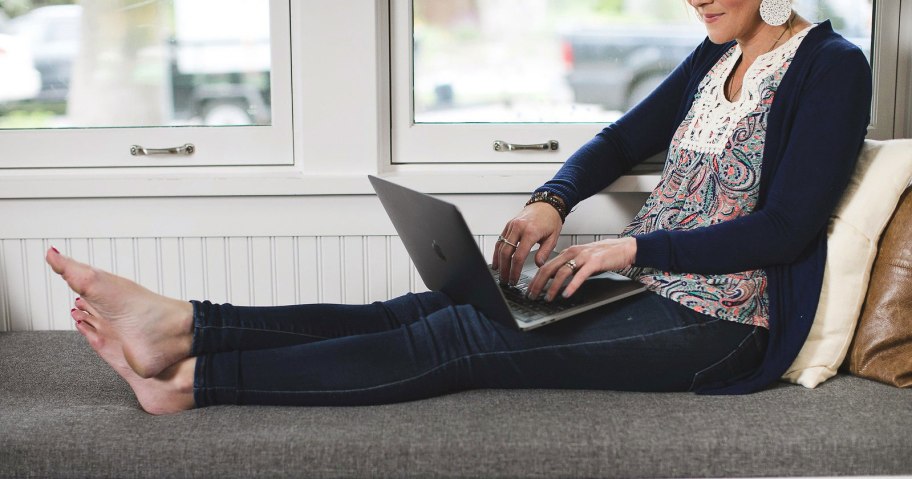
[493,140,559,152]
[130,143,196,156]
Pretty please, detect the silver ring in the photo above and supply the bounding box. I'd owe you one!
[564,259,577,271]
[497,235,519,248]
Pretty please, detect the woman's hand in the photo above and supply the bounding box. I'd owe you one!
[527,237,638,302]
[492,202,563,285]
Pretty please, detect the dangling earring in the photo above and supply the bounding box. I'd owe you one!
[759,0,792,26]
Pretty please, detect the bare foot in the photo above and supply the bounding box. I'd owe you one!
[72,308,195,415]
[47,248,194,379]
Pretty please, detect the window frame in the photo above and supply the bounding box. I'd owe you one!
[390,0,900,165]
[868,0,901,140]
[390,0,622,165]
[0,0,294,169]
[0,0,392,199]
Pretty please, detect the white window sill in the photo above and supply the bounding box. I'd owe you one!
[0,165,662,199]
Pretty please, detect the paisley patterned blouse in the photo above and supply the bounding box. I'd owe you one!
[619,25,816,328]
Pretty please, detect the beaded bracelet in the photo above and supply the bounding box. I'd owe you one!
[526,191,569,223]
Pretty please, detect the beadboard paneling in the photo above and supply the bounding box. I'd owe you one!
[0,234,611,332]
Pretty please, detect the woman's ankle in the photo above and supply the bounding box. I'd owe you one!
[143,357,197,415]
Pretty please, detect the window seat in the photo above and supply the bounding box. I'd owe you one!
[1,331,910,478]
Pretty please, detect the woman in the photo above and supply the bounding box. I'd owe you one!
[46,0,871,415]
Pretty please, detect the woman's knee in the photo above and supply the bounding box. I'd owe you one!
[374,291,453,326]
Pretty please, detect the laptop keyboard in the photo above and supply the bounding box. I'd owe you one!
[491,269,575,322]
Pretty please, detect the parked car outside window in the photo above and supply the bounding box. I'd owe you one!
[0,1,272,129]
[562,0,872,113]
[0,33,41,104]
[6,5,81,103]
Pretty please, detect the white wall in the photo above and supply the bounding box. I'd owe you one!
[0,193,649,331]
[0,235,425,331]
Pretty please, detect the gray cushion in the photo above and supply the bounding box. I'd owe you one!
[1,331,911,478]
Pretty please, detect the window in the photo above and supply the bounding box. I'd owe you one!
[392,0,894,165]
[0,1,904,198]
[0,0,292,168]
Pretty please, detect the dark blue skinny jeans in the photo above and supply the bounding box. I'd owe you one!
[191,291,767,407]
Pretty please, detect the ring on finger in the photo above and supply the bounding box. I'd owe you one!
[564,259,577,272]
[497,235,519,248]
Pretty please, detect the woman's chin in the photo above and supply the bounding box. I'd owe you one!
[705,30,736,45]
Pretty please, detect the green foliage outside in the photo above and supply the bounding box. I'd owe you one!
[0,108,55,128]
[0,0,72,19]
[548,0,624,16]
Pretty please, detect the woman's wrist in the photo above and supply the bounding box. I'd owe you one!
[526,191,569,223]
[625,237,638,267]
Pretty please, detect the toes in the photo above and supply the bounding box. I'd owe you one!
[74,297,102,319]
[45,247,65,274]
[74,315,96,333]
[46,248,98,298]
[75,319,104,350]
[70,307,97,329]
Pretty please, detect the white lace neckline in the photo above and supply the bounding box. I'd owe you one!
[678,24,816,155]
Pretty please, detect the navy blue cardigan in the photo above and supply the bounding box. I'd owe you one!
[537,21,872,394]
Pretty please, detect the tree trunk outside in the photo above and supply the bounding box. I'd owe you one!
[68,0,171,127]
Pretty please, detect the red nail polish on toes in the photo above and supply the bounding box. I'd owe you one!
[76,320,83,325]
[51,247,60,254]
[71,308,76,313]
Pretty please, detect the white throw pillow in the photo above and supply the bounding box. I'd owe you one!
[782,139,912,388]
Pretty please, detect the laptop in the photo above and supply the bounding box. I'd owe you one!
[368,175,646,331]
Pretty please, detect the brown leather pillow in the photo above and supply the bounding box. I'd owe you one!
[845,187,912,387]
